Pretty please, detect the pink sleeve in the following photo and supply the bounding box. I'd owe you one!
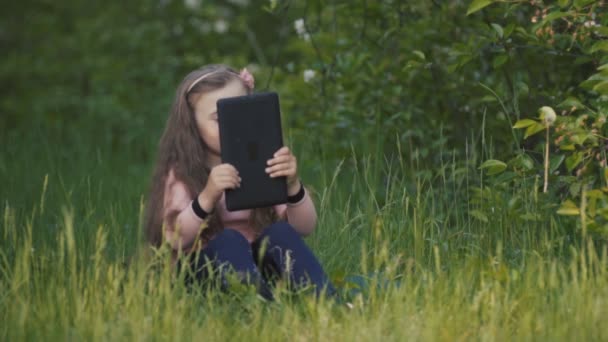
[275,187,317,236]
[163,170,206,251]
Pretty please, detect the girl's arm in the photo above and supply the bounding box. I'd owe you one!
[266,146,317,235]
[280,185,317,236]
[163,164,240,251]
[163,170,206,251]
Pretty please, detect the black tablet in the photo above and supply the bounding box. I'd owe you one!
[217,92,287,211]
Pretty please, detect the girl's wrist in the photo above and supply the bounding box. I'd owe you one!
[287,181,306,204]
[198,189,218,213]
[287,179,302,197]
[192,196,210,220]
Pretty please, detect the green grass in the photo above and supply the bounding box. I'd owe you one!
[1,126,607,341]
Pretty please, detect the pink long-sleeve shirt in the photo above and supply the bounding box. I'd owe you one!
[163,169,317,251]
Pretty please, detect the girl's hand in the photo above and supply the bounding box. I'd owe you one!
[199,164,240,211]
[266,146,300,195]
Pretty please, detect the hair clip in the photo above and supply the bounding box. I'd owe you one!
[239,68,255,90]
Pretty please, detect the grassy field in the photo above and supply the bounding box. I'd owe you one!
[1,126,607,341]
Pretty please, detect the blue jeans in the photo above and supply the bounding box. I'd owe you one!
[182,222,336,300]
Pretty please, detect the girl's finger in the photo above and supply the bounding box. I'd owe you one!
[270,171,294,179]
[219,179,240,189]
[273,146,290,157]
[215,167,239,177]
[265,162,294,174]
[216,175,241,185]
[217,177,241,183]
[269,167,296,178]
[221,162,237,169]
[215,172,239,179]
[267,155,293,166]
[218,163,239,174]
[266,162,291,172]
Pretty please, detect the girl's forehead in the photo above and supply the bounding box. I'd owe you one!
[195,80,247,109]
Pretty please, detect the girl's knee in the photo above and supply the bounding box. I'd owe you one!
[261,222,300,243]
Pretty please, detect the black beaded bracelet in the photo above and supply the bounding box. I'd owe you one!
[191,197,210,220]
[287,182,306,204]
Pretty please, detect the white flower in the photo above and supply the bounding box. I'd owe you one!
[294,19,306,36]
[303,69,315,83]
[540,106,556,126]
[184,0,201,10]
[214,19,229,34]
[293,19,311,41]
[583,20,600,28]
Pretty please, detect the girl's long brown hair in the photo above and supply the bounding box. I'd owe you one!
[144,64,278,249]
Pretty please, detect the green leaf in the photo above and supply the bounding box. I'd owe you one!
[469,209,489,222]
[509,153,535,172]
[565,152,583,172]
[580,73,607,90]
[557,200,580,216]
[479,159,507,175]
[513,119,537,129]
[412,50,426,60]
[569,133,592,145]
[493,54,508,68]
[524,122,546,139]
[480,95,497,103]
[593,81,608,95]
[557,96,584,109]
[516,81,529,96]
[467,0,494,15]
[570,182,582,197]
[574,0,597,8]
[550,154,565,173]
[491,23,503,38]
[558,0,570,8]
[584,73,607,82]
[595,27,608,36]
[540,11,572,25]
[514,27,537,40]
[517,154,535,171]
[503,23,516,38]
[580,79,601,90]
[587,189,604,199]
[492,171,518,183]
[403,60,422,72]
[591,41,608,53]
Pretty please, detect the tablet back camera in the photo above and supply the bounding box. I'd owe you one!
[247,141,258,161]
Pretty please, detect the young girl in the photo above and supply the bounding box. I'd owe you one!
[143,64,335,299]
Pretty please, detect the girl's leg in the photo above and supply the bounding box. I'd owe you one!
[182,228,273,300]
[251,222,336,297]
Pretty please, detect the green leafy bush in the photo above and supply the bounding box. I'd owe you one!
[473,0,608,236]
